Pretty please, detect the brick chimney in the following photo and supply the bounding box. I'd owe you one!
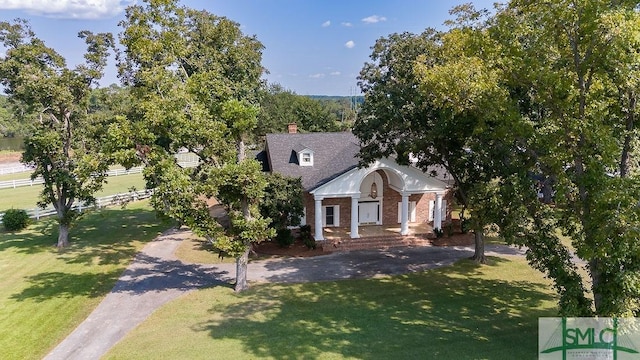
[287,123,297,134]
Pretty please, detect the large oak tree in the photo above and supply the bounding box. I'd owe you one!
[114,0,272,291]
[491,0,640,316]
[354,7,515,263]
[0,20,115,248]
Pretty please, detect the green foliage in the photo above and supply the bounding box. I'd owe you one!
[433,228,444,238]
[299,224,316,249]
[488,0,640,316]
[445,222,454,237]
[115,0,272,290]
[259,173,304,230]
[254,83,349,140]
[0,19,115,247]
[355,0,640,315]
[274,228,294,248]
[2,208,29,231]
[354,15,514,263]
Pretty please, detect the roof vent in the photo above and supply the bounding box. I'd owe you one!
[287,123,297,134]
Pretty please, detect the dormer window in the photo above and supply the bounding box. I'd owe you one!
[293,143,314,167]
[300,151,313,166]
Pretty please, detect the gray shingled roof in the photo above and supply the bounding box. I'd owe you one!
[264,132,360,191]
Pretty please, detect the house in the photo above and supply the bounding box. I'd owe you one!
[258,124,453,244]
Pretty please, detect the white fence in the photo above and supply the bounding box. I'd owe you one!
[0,189,154,224]
[0,160,199,190]
[0,164,34,175]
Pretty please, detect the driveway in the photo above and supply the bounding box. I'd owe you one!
[44,228,524,360]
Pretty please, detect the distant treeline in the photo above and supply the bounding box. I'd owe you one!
[307,95,364,103]
[0,85,362,140]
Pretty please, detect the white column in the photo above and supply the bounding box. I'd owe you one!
[434,193,443,230]
[400,193,409,235]
[350,195,360,239]
[314,196,324,241]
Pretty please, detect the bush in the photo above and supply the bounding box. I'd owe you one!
[446,222,454,237]
[434,227,444,238]
[275,228,295,248]
[3,208,29,232]
[460,219,470,234]
[299,224,316,249]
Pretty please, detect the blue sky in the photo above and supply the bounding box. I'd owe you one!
[0,0,497,96]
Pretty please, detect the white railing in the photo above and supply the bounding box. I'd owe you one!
[0,164,34,175]
[0,189,154,223]
[0,160,199,190]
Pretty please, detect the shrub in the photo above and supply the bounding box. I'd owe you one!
[446,222,454,237]
[3,208,29,232]
[434,227,444,238]
[299,224,316,249]
[460,219,470,234]
[275,228,295,248]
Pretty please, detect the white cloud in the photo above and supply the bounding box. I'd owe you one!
[330,71,341,76]
[344,40,355,49]
[0,0,133,19]
[341,22,353,27]
[321,20,331,27]
[362,15,387,24]
[309,73,325,79]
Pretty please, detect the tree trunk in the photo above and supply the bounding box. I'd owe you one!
[470,230,486,264]
[589,258,603,313]
[57,223,70,249]
[234,246,250,292]
[619,92,636,178]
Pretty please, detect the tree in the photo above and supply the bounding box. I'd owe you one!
[0,20,115,248]
[354,8,513,263]
[254,83,345,140]
[259,173,305,230]
[115,0,273,291]
[489,0,640,316]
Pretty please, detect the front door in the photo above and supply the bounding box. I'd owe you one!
[359,201,380,225]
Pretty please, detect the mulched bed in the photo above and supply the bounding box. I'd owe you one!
[252,239,326,258]
[252,231,476,258]
[430,232,475,246]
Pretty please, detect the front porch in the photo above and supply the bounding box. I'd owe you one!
[319,223,436,252]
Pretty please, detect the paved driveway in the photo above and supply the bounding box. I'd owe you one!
[44,228,524,360]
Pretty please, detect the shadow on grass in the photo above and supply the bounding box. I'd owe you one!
[0,219,58,254]
[59,208,168,266]
[0,207,167,262]
[10,270,124,302]
[195,257,556,359]
[12,254,231,302]
[7,206,176,302]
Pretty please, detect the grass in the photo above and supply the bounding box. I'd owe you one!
[174,234,236,264]
[105,256,558,359]
[0,200,168,360]
[0,173,146,211]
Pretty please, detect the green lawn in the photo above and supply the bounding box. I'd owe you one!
[0,173,147,211]
[0,170,35,182]
[105,256,558,360]
[0,201,168,360]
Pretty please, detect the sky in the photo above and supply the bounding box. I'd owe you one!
[0,0,497,96]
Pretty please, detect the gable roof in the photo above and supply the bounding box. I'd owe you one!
[264,132,360,191]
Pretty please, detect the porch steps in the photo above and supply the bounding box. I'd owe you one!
[323,233,434,252]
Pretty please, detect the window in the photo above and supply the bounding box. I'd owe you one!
[326,206,334,226]
[397,201,417,223]
[299,151,313,166]
[322,205,340,227]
